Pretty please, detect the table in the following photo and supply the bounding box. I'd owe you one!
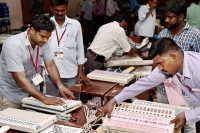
[70,80,117,105]
[7,105,101,133]
[104,78,150,101]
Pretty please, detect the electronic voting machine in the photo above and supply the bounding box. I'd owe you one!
[104,56,153,67]
[102,99,190,133]
[22,96,82,114]
[0,108,57,133]
[87,70,134,85]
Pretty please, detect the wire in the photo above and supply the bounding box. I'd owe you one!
[81,105,102,133]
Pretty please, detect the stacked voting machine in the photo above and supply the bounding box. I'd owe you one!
[0,108,57,133]
[22,96,82,114]
[104,56,153,67]
[87,70,134,85]
[133,66,152,80]
[102,100,190,133]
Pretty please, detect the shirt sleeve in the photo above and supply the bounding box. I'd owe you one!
[116,30,131,53]
[40,42,53,61]
[192,32,200,52]
[76,21,87,64]
[3,42,24,72]
[114,67,167,104]
[185,107,200,124]
[138,6,147,21]
[81,2,86,12]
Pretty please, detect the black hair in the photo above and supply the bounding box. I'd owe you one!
[148,38,182,59]
[162,0,187,19]
[113,11,131,23]
[30,14,55,32]
[50,0,68,7]
[156,8,161,13]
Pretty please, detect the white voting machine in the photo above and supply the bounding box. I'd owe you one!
[133,66,152,80]
[22,96,82,114]
[102,100,190,133]
[104,56,153,67]
[87,70,134,85]
[0,108,57,133]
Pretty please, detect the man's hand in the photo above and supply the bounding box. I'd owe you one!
[59,86,75,99]
[101,98,117,118]
[42,96,65,105]
[126,47,139,57]
[170,112,186,131]
[149,87,157,99]
[149,1,156,10]
[78,72,92,85]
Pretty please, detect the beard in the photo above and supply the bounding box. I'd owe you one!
[165,22,179,30]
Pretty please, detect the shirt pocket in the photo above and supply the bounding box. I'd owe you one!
[62,36,76,48]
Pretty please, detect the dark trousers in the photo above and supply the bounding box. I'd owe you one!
[84,51,104,75]
[196,121,200,133]
[82,18,93,45]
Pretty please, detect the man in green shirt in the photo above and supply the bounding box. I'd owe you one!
[186,0,200,30]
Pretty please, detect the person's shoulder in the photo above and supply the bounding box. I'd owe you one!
[5,33,24,47]
[186,24,200,37]
[68,18,81,26]
[158,29,168,36]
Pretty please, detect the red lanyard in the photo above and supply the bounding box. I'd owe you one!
[26,30,40,73]
[176,74,193,92]
[28,47,40,73]
[55,27,66,48]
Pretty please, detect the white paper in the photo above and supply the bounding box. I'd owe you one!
[32,74,44,86]
[40,124,83,133]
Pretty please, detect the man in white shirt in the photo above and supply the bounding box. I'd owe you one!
[45,0,91,97]
[84,11,138,74]
[106,0,119,22]
[134,0,158,42]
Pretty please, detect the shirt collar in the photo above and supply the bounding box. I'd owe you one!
[113,21,120,26]
[182,51,191,78]
[24,28,32,47]
[166,22,190,34]
[24,28,40,49]
[51,15,72,27]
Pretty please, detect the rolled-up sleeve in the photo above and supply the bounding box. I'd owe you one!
[117,30,131,53]
[138,6,148,21]
[76,21,87,64]
[114,67,166,104]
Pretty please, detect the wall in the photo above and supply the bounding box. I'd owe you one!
[0,0,23,29]
[67,0,105,18]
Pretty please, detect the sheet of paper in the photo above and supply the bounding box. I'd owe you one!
[40,124,83,133]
